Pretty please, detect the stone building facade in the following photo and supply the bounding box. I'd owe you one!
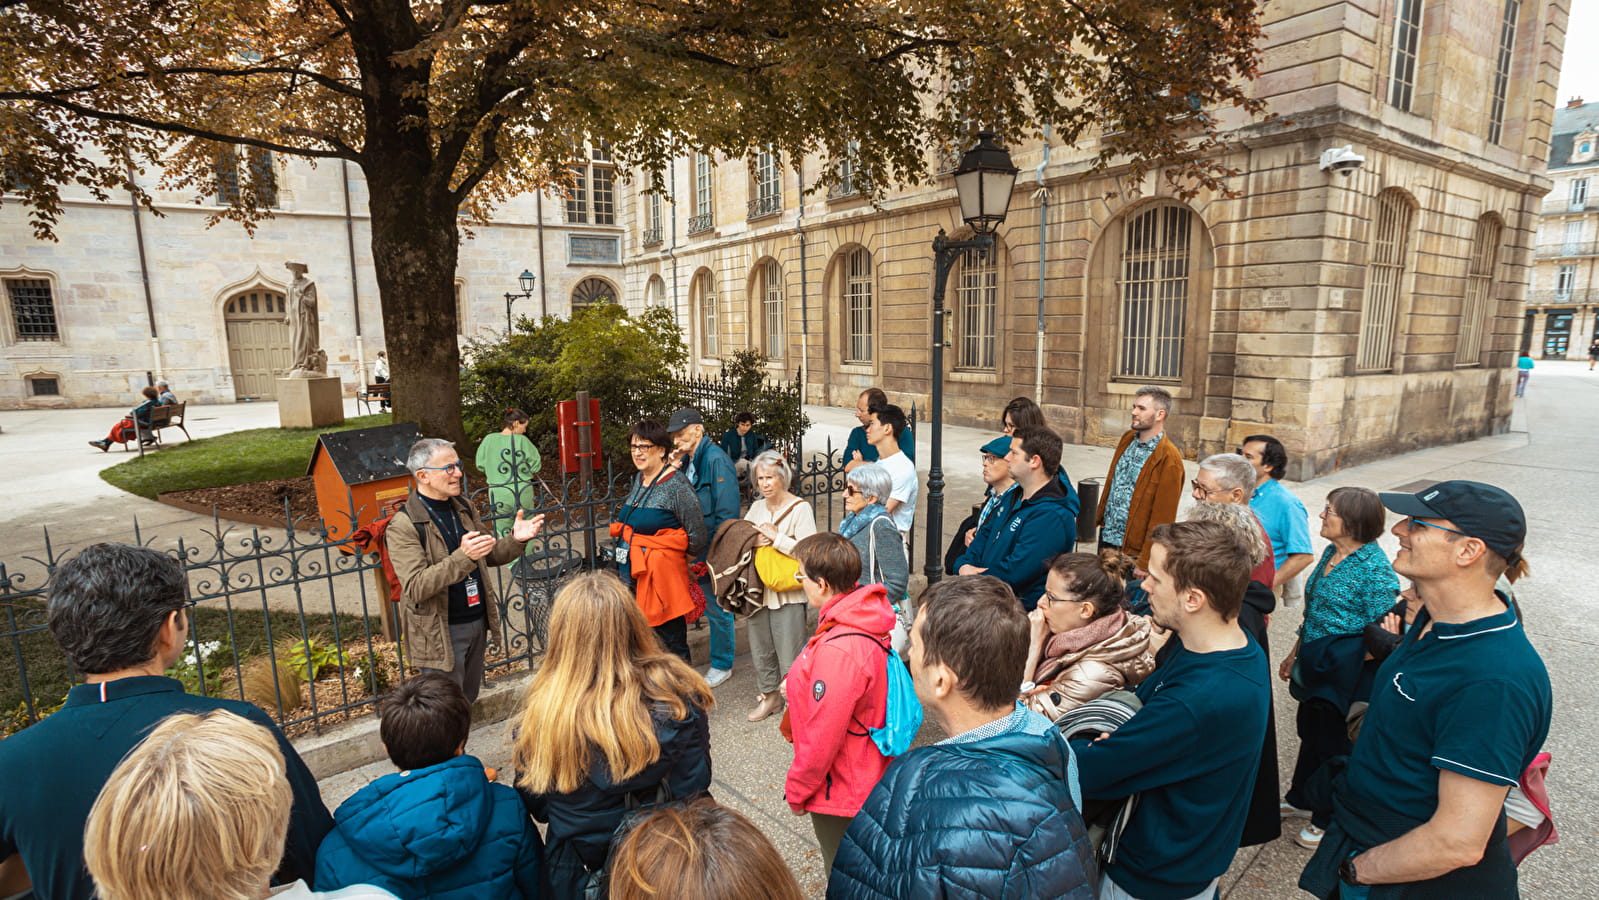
[1528,98,1599,359]
[618,0,1566,478]
[0,147,626,409]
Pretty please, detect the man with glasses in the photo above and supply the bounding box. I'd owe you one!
[943,435,1019,574]
[1191,453,1279,588]
[389,437,545,704]
[1301,481,1550,899]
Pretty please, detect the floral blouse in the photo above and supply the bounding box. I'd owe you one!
[1301,541,1400,644]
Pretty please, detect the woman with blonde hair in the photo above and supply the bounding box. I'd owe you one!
[83,709,394,900]
[607,798,804,900]
[514,571,714,898]
[741,449,817,722]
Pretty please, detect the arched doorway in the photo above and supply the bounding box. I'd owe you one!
[224,289,291,399]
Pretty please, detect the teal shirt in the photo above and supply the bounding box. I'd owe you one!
[1301,542,1399,644]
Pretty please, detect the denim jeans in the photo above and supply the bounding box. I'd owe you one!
[700,575,735,670]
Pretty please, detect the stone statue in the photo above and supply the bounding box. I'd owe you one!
[284,261,326,377]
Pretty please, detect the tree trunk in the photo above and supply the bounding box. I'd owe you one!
[363,162,467,448]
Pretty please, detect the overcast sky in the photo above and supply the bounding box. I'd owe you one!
[1557,2,1599,105]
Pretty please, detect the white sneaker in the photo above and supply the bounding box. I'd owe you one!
[1294,824,1325,850]
[704,667,731,688]
[1280,801,1312,819]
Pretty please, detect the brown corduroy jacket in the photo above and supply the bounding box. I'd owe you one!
[1095,430,1184,570]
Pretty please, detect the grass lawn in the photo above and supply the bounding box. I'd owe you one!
[99,413,392,499]
[2,602,380,735]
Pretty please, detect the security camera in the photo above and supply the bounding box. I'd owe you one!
[1319,145,1365,176]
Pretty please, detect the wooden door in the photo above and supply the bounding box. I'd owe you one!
[224,290,291,399]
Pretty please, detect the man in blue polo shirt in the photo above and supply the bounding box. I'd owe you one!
[0,543,331,900]
[1301,480,1550,899]
[1073,520,1270,900]
[1240,434,1313,597]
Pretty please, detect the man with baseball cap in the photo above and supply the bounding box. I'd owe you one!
[667,407,742,687]
[944,435,1022,574]
[1301,480,1550,899]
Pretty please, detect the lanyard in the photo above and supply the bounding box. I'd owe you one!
[619,467,672,529]
[423,498,465,545]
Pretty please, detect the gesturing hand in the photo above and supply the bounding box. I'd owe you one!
[511,511,546,543]
[460,531,497,561]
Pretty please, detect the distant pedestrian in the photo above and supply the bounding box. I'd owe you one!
[953,425,1079,610]
[373,351,390,410]
[1516,352,1534,396]
[1240,435,1314,602]
[829,575,1096,900]
[1588,338,1599,370]
[667,407,740,683]
[513,572,713,899]
[1301,480,1549,897]
[1073,520,1270,900]
[475,408,542,537]
[844,388,914,471]
[718,410,771,484]
[1096,386,1183,578]
[608,799,804,900]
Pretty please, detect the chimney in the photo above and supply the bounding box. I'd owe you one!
[1568,96,1585,108]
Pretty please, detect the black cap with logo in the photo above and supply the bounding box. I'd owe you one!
[666,408,705,432]
[1378,480,1526,564]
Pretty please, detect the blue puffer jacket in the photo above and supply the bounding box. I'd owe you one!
[827,727,1097,900]
[315,755,545,900]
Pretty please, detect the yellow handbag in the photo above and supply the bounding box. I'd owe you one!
[754,546,801,592]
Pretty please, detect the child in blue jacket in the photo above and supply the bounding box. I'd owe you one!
[316,674,546,900]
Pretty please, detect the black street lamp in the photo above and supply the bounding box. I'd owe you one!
[925,132,1018,586]
[504,269,536,334]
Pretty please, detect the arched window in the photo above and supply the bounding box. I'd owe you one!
[1457,215,1503,366]
[695,270,718,357]
[571,277,617,312]
[761,259,784,359]
[644,274,666,310]
[1357,188,1416,372]
[1118,205,1192,380]
[844,248,873,364]
[954,245,999,370]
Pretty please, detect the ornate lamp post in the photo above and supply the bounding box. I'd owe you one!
[925,132,1018,585]
[504,269,536,334]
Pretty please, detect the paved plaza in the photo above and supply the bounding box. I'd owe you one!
[3,363,1595,897]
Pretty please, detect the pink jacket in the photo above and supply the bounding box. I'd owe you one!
[784,583,897,817]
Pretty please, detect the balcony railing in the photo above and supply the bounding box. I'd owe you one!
[1534,241,1599,259]
[1526,288,1599,305]
[1538,198,1599,215]
[827,178,863,200]
[747,194,782,220]
[641,226,662,248]
[687,212,715,236]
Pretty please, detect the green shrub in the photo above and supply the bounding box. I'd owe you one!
[709,349,809,452]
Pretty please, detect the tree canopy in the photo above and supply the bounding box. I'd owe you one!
[0,0,1271,443]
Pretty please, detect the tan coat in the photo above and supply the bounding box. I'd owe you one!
[1025,614,1156,720]
[1095,431,1184,570]
[387,492,525,671]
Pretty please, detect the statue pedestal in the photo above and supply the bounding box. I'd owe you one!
[277,376,344,429]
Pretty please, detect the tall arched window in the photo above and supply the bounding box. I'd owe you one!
[1118,205,1192,380]
[844,248,873,364]
[761,259,784,359]
[955,246,999,370]
[1357,188,1416,372]
[696,270,718,357]
[1457,215,1503,366]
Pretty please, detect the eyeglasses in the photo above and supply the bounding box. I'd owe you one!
[1038,589,1078,608]
[795,571,811,582]
[628,443,659,453]
[418,462,464,474]
[843,485,860,496]
[1189,479,1229,497]
[1321,505,1340,517]
[1402,518,1470,538]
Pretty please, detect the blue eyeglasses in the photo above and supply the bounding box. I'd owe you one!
[1403,518,1469,538]
[419,462,464,474]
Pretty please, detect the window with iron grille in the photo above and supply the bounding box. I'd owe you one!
[763,259,784,359]
[1387,0,1423,111]
[956,247,998,370]
[1486,0,1519,145]
[6,278,59,341]
[642,192,664,246]
[844,248,873,364]
[27,375,59,396]
[1357,189,1415,371]
[1118,206,1190,380]
[699,271,719,357]
[1457,216,1502,366]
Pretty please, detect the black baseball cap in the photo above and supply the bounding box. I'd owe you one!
[666,408,704,432]
[1379,480,1526,562]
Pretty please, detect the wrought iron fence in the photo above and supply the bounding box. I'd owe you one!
[3,438,862,738]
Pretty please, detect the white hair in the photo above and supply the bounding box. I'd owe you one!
[750,449,791,487]
[1198,453,1255,493]
[846,463,893,504]
[407,438,455,473]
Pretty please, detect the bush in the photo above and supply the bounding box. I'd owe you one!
[461,304,690,464]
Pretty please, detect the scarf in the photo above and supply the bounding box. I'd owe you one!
[839,502,889,539]
[1034,609,1129,685]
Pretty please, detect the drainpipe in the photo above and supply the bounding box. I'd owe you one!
[795,160,808,409]
[536,193,548,317]
[124,156,162,379]
[341,159,366,382]
[1033,124,1051,406]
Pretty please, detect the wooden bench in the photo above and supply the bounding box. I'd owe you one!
[119,401,191,450]
[356,382,391,415]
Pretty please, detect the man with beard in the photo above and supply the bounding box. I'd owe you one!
[1073,520,1270,900]
[1096,386,1184,578]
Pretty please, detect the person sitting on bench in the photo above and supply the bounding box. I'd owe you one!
[88,386,160,452]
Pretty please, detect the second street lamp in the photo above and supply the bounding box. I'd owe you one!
[925,132,1019,586]
[504,269,536,334]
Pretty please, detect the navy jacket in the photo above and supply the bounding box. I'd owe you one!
[718,428,771,462]
[518,703,711,897]
[685,436,741,563]
[828,728,1097,900]
[953,477,1079,609]
[316,755,545,900]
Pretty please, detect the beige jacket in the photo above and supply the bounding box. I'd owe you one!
[387,492,525,671]
[1025,614,1156,720]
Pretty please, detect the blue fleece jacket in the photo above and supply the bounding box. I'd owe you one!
[686,435,741,563]
[954,476,1079,609]
[315,755,546,900]
[1073,636,1269,900]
